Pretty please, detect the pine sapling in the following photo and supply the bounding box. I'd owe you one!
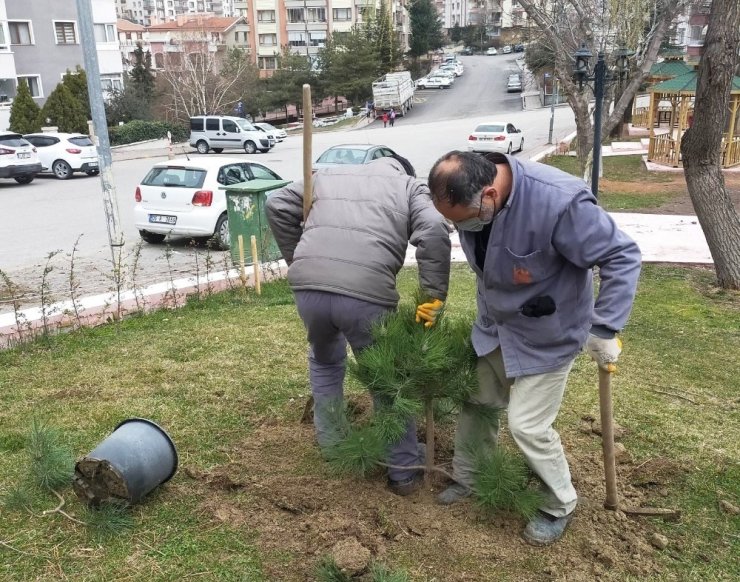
[68,234,84,328]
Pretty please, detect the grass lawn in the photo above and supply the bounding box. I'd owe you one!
[0,265,738,580]
[542,155,686,211]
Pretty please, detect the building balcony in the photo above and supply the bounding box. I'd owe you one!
[0,52,16,81]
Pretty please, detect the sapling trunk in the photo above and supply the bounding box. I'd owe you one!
[425,398,435,483]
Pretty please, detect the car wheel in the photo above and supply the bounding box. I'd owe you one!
[212,213,230,250]
[519,138,524,152]
[14,175,34,184]
[244,141,257,154]
[507,142,513,154]
[139,230,166,244]
[196,140,209,154]
[86,170,99,176]
[52,159,73,180]
[212,148,224,153]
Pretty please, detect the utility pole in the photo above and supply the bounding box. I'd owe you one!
[75,0,125,262]
[591,52,606,198]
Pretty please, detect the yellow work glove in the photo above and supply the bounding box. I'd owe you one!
[586,334,623,373]
[415,299,445,328]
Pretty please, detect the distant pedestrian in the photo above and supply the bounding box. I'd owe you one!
[389,109,396,127]
[382,112,389,128]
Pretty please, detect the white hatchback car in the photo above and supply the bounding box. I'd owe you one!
[255,122,287,142]
[0,132,42,184]
[24,132,99,179]
[416,76,451,89]
[467,121,525,155]
[134,157,284,250]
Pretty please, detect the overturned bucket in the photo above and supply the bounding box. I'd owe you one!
[73,418,178,506]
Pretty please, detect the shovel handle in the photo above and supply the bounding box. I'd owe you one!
[599,367,619,510]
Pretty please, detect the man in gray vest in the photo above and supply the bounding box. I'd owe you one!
[266,154,451,495]
[427,151,641,545]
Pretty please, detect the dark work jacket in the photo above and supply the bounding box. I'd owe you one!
[459,154,641,378]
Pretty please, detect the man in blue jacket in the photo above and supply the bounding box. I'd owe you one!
[427,151,641,546]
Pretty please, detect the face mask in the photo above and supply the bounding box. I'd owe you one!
[454,194,496,232]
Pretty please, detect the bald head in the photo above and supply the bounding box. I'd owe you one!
[428,150,498,208]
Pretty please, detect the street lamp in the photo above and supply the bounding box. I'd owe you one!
[572,42,630,198]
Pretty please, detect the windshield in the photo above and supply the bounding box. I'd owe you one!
[142,167,206,188]
[475,124,505,133]
[236,119,257,131]
[259,123,276,131]
[317,148,367,164]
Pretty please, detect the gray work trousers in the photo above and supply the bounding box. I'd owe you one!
[452,348,579,517]
[294,290,421,481]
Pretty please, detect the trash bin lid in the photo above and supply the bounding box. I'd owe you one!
[220,179,291,193]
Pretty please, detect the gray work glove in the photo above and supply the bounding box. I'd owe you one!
[586,334,622,373]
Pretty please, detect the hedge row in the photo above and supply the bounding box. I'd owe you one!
[108,120,189,146]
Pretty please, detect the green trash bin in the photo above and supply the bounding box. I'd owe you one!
[222,178,291,265]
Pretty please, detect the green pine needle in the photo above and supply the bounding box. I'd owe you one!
[2,484,34,511]
[472,446,544,520]
[27,419,75,491]
[370,563,410,582]
[323,425,386,477]
[315,556,351,582]
[83,503,134,540]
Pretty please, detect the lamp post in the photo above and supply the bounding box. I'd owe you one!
[573,42,630,198]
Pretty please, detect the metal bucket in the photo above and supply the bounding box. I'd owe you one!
[73,418,178,506]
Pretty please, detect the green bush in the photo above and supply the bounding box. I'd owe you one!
[40,83,88,134]
[107,120,189,146]
[9,79,42,134]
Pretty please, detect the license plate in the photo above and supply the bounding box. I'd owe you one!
[149,214,177,225]
[480,136,492,141]
[88,161,98,167]
[18,152,30,159]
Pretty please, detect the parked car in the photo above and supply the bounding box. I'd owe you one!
[134,157,284,250]
[23,132,99,179]
[461,46,474,55]
[502,45,512,54]
[313,144,398,172]
[254,122,287,142]
[467,121,525,155]
[506,74,523,92]
[441,62,464,76]
[415,76,452,89]
[486,47,498,56]
[430,69,456,84]
[0,132,41,184]
[189,115,275,155]
[514,44,525,52]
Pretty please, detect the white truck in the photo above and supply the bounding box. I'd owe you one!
[372,71,414,117]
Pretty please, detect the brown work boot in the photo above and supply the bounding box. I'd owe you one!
[387,471,424,496]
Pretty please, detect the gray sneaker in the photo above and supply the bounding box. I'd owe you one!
[522,510,575,546]
[436,482,473,505]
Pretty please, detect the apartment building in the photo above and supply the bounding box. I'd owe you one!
[145,14,249,69]
[1,0,124,106]
[445,0,469,28]
[116,0,229,25]
[117,18,149,67]
[466,0,527,40]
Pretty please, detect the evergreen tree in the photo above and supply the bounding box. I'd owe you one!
[265,48,316,120]
[9,79,42,134]
[318,27,379,104]
[408,0,444,58]
[62,66,91,119]
[450,23,463,43]
[129,42,155,100]
[373,0,403,74]
[40,83,88,134]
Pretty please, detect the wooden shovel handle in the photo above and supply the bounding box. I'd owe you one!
[599,367,619,510]
[302,84,313,222]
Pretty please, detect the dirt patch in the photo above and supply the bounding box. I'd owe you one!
[603,172,740,215]
[182,407,679,581]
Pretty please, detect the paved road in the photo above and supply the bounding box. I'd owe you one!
[0,56,575,310]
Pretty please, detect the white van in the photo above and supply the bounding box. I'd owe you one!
[189,116,275,155]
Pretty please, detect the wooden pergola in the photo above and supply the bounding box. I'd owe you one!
[631,58,693,129]
[645,71,740,168]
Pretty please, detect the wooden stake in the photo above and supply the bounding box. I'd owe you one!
[237,234,247,290]
[250,235,261,295]
[425,399,435,484]
[302,84,313,222]
[599,367,619,510]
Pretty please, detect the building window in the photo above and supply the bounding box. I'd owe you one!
[9,21,33,45]
[259,34,277,46]
[690,24,705,45]
[17,75,42,98]
[100,74,123,92]
[154,52,165,68]
[257,10,276,22]
[333,8,351,21]
[287,9,303,23]
[54,21,78,44]
[309,31,326,47]
[288,32,306,47]
[258,56,277,70]
[94,23,116,43]
[307,8,326,22]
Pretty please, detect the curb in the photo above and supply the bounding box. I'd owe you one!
[528,130,578,162]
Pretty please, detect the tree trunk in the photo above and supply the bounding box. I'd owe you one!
[680,0,740,289]
[425,399,434,484]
